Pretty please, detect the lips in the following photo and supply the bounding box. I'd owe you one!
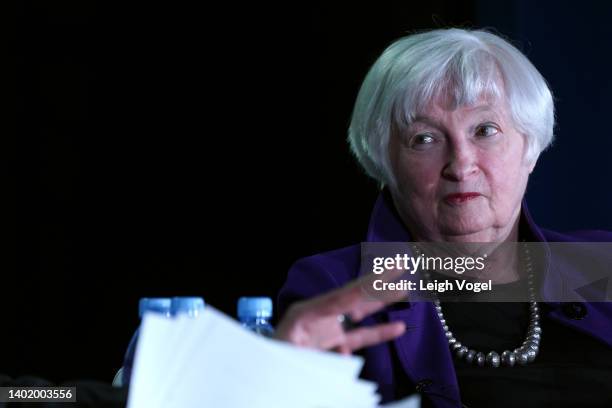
[443,192,481,205]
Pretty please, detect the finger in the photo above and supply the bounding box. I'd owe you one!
[344,321,407,351]
[309,315,347,350]
[333,344,352,356]
[338,345,352,355]
[311,268,410,320]
[304,281,365,317]
[357,266,412,304]
[334,270,411,322]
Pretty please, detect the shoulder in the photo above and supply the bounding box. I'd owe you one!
[541,228,612,242]
[277,244,361,317]
[293,245,362,283]
[541,228,612,294]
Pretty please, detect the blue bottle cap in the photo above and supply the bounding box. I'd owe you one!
[237,297,273,319]
[138,297,172,318]
[171,296,205,317]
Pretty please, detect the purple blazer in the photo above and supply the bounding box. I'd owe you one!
[278,192,612,407]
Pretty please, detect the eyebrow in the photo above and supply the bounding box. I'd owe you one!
[410,115,443,129]
[411,105,500,128]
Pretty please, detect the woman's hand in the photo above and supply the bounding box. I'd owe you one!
[275,272,408,354]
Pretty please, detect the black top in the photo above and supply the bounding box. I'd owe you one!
[390,203,612,406]
[438,296,612,407]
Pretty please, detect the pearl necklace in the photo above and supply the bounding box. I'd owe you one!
[417,245,541,367]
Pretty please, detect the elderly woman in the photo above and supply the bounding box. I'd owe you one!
[276,29,612,408]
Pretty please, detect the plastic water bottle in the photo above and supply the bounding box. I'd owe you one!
[237,297,274,337]
[170,296,205,317]
[116,296,205,387]
[115,298,172,387]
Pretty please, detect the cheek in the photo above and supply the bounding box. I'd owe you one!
[486,134,529,198]
[394,154,442,196]
[485,158,529,214]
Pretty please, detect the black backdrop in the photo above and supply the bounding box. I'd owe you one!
[11,1,612,383]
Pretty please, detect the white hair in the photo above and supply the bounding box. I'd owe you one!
[348,28,555,189]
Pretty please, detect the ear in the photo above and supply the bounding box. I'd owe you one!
[528,159,537,174]
[521,135,539,174]
[526,150,541,174]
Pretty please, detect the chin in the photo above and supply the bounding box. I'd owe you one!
[439,233,490,243]
[438,221,492,241]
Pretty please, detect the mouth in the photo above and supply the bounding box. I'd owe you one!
[443,192,482,206]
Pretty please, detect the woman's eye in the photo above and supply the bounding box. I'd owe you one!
[475,124,499,138]
[412,134,435,146]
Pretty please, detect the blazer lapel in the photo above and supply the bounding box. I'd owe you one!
[388,304,461,407]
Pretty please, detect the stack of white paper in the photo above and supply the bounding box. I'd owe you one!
[127,306,420,408]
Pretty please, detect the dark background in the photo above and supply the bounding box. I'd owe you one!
[11,0,612,382]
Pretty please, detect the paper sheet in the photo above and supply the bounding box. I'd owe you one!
[127,306,419,408]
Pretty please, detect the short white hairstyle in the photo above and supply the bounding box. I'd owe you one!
[348,28,555,189]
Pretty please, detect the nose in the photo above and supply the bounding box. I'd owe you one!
[442,140,478,181]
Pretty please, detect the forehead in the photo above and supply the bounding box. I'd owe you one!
[413,95,509,124]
